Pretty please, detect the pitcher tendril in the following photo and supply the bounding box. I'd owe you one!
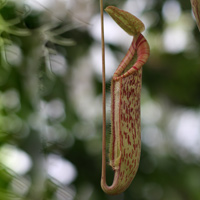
[100,5,150,195]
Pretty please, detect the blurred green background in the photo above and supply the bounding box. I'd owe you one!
[0,0,200,199]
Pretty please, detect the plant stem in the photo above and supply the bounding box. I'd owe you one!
[100,0,107,188]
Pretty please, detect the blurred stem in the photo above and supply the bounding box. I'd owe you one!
[23,131,45,200]
[20,32,45,200]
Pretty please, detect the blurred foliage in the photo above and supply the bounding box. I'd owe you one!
[0,0,200,200]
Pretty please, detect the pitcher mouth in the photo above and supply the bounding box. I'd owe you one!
[113,33,150,81]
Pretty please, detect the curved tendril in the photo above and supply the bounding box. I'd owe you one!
[100,0,107,195]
